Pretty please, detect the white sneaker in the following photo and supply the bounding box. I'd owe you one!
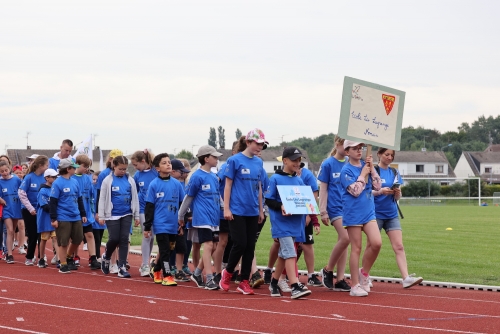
[110,264,119,274]
[83,243,88,251]
[359,268,370,292]
[25,259,34,266]
[14,240,18,247]
[18,248,26,255]
[139,264,150,277]
[44,255,47,262]
[403,274,423,288]
[51,256,58,265]
[369,278,373,288]
[350,284,368,297]
[278,279,292,293]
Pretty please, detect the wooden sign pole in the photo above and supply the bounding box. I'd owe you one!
[365,144,372,182]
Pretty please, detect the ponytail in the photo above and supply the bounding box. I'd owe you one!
[236,136,247,152]
[131,149,155,168]
[329,135,345,157]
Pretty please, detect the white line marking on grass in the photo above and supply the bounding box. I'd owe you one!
[0,275,487,334]
[0,325,48,333]
[0,296,270,334]
[16,317,24,321]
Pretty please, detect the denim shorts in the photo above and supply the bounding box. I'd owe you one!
[278,236,296,260]
[376,217,402,232]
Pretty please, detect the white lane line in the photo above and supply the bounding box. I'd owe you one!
[332,314,345,318]
[372,291,500,305]
[0,275,486,334]
[0,325,48,333]
[0,296,269,334]
[178,316,189,320]
[16,317,24,321]
[148,300,156,304]
[2,290,7,292]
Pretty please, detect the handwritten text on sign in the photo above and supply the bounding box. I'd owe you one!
[277,186,319,215]
[348,84,400,147]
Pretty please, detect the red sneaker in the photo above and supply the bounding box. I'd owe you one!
[219,269,232,291]
[237,280,254,295]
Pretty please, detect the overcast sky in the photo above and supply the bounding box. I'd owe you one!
[1,1,498,155]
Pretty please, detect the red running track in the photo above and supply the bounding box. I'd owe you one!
[0,249,499,333]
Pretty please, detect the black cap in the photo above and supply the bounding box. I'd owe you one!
[282,147,304,161]
[171,159,190,173]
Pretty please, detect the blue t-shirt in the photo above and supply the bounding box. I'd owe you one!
[48,157,60,171]
[224,153,264,216]
[265,173,305,239]
[186,169,220,228]
[0,176,22,219]
[96,167,111,190]
[340,161,375,226]
[217,163,228,220]
[300,167,318,191]
[50,176,82,222]
[72,174,96,226]
[374,166,404,219]
[317,156,347,219]
[146,176,185,234]
[19,172,46,209]
[37,185,54,233]
[134,169,158,214]
[110,175,133,217]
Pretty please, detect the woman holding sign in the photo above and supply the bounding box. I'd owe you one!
[373,148,423,288]
[340,140,382,297]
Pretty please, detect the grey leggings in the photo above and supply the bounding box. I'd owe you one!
[105,215,132,267]
[139,213,154,266]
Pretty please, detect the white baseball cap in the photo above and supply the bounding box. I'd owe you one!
[343,140,364,150]
[44,169,58,177]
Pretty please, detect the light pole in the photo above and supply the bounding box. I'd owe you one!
[422,136,429,151]
[441,143,452,151]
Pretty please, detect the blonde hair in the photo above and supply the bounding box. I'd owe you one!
[131,149,155,168]
[185,163,199,184]
[27,155,48,174]
[329,135,345,157]
[178,158,190,169]
[75,155,92,167]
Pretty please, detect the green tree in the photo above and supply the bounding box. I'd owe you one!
[401,180,440,197]
[235,128,242,140]
[208,127,217,147]
[218,126,225,149]
[176,149,193,160]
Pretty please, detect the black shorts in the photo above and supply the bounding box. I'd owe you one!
[188,228,219,244]
[219,219,230,233]
[303,222,314,245]
[174,233,187,254]
[82,224,93,234]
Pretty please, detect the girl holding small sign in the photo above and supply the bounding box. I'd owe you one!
[340,140,382,297]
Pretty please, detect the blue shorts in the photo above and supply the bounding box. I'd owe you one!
[376,217,402,232]
[278,236,296,260]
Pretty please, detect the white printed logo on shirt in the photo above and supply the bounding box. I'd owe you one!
[202,184,211,190]
[30,183,37,188]
[241,169,250,174]
[156,192,164,198]
[2,188,7,193]
[380,179,386,184]
[332,173,340,178]
[63,188,70,193]
[112,187,120,191]
[139,182,145,187]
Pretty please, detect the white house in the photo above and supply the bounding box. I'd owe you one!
[454,150,500,184]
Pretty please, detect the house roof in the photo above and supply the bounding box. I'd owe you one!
[484,144,500,152]
[368,150,450,164]
[465,151,500,164]
[6,148,111,167]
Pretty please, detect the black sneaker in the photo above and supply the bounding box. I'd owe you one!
[334,279,351,292]
[230,269,239,282]
[37,259,47,268]
[149,259,155,279]
[6,255,14,264]
[321,267,334,290]
[205,278,219,290]
[307,273,322,287]
[291,285,312,299]
[59,264,71,274]
[190,273,205,288]
[213,273,221,285]
[263,268,272,284]
[234,274,242,284]
[269,283,282,297]
[249,271,264,289]
[174,271,190,282]
[67,258,78,271]
[90,259,101,270]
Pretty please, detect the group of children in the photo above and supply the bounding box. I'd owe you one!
[0,129,423,300]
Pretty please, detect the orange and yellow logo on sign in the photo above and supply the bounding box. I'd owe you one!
[382,94,395,115]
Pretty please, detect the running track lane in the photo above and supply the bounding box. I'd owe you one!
[0,253,499,333]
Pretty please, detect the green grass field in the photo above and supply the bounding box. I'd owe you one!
[123,206,500,286]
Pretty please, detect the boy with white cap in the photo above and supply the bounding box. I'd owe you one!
[36,169,58,268]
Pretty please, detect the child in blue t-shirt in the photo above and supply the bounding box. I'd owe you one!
[373,147,423,289]
[220,129,267,295]
[0,161,23,264]
[144,153,185,286]
[178,146,221,290]
[50,158,87,274]
[72,155,100,270]
[36,169,59,268]
[265,147,312,300]
[340,141,382,297]
[318,136,351,292]
[131,149,158,277]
